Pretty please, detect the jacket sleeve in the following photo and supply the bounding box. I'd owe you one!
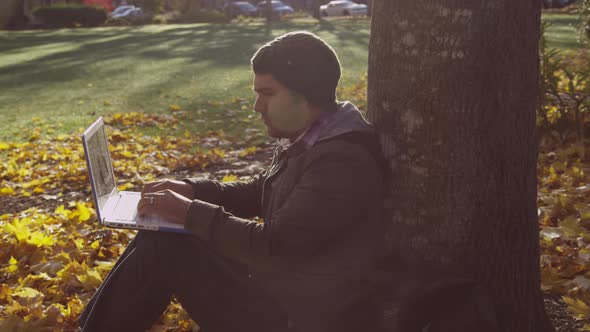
[183,172,264,219]
[184,141,382,268]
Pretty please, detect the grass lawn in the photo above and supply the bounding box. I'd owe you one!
[0,13,584,141]
[542,12,585,50]
[0,18,370,141]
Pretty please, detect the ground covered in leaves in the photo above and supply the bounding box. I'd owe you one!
[0,107,588,331]
[0,110,275,331]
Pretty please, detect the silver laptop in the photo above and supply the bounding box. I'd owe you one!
[82,117,187,233]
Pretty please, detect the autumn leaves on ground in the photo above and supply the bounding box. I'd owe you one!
[0,83,588,332]
[0,109,277,331]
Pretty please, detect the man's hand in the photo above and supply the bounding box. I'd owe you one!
[141,179,194,199]
[138,189,192,225]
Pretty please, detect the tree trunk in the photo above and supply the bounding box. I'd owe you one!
[312,0,321,19]
[367,1,554,331]
[0,0,21,29]
[265,0,272,22]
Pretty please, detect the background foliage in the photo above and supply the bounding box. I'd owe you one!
[33,5,108,28]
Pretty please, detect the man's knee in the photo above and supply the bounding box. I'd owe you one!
[136,231,221,270]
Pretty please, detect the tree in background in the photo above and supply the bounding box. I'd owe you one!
[582,0,590,41]
[312,0,321,19]
[367,1,554,331]
[263,0,272,22]
[0,0,22,29]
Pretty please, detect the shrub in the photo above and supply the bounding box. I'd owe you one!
[581,0,590,42]
[539,22,590,155]
[152,12,177,24]
[33,4,107,28]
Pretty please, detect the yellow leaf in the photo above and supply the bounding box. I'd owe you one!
[212,148,225,158]
[27,231,54,247]
[13,287,43,299]
[0,142,9,150]
[0,187,15,195]
[77,269,103,290]
[66,295,84,318]
[120,150,134,158]
[239,146,257,158]
[73,238,84,250]
[76,202,91,222]
[90,240,100,249]
[222,174,238,182]
[54,205,69,217]
[4,219,30,242]
[5,256,18,273]
[563,296,590,320]
[118,183,134,191]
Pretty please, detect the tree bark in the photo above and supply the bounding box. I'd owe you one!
[265,0,272,22]
[367,1,554,331]
[0,0,21,29]
[312,0,321,19]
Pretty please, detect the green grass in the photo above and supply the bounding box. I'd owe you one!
[0,14,585,141]
[542,13,585,50]
[0,19,370,141]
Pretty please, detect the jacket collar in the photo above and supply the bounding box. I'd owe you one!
[275,101,373,158]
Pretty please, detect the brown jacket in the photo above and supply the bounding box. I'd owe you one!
[184,102,384,332]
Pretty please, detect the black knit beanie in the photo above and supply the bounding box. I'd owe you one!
[251,31,341,112]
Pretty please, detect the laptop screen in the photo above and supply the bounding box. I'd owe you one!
[83,118,117,219]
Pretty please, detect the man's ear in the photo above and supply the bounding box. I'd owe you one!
[289,90,308,106]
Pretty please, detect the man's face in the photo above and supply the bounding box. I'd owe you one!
[253,73,313,140]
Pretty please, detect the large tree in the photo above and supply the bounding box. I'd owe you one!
[0,0,21,29]
[367,1,553,331]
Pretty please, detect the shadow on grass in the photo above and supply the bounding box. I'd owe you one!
[0,19,370,140]
[0,19,370,91]
[542,13,584,50]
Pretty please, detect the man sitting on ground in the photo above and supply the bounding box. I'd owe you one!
[79,31,385,332]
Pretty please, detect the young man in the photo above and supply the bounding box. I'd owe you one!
[79,31,384,332]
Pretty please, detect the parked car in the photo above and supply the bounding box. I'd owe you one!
[223,1,259,18]
[256,1,294,16]
[110,5,144,19]
[320,0,367,16]
[110,5,134,17]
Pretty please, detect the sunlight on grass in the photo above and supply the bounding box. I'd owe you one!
[542,13,585,50]
[0,14,582,140]
[0,19,370,141]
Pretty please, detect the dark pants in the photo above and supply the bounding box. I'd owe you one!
[79,231,288,332]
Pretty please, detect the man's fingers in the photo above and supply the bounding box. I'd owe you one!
[141,180,168,196]
[138,193,159,213]
[138,191,172,214]
[137,190,190,225]
[141,182,157,196]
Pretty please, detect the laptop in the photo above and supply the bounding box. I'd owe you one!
[82,117,187,233]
